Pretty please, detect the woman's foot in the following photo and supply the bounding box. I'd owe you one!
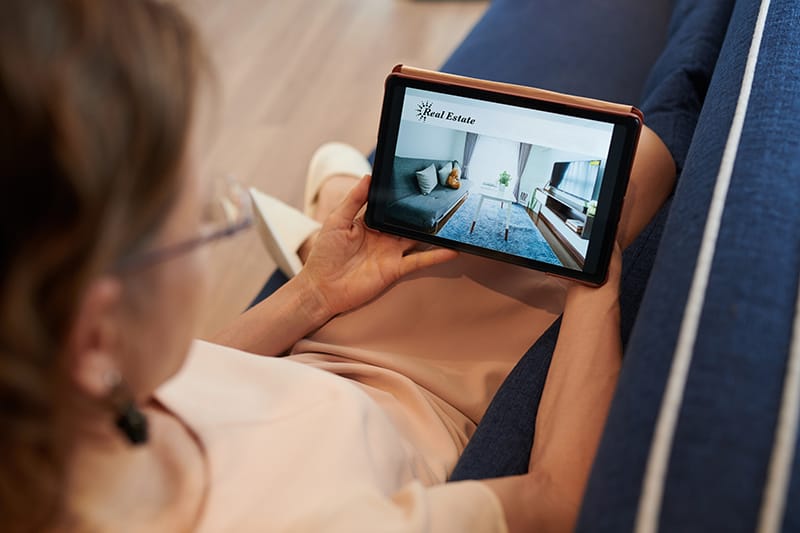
[250,143,370,277]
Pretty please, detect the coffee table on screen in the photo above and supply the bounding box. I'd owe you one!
[469,187,517,241]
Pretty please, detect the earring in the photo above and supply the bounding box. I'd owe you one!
[106,371,149,445]
[114,399,149,445]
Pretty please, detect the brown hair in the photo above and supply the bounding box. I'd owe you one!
[0,0,206,529]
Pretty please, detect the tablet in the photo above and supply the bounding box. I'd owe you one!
[365,66,642,285]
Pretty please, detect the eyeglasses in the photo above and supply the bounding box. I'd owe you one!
[115,176,253,272]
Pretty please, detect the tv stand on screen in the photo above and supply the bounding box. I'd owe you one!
[534,186,589,268]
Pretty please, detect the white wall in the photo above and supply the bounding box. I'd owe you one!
[395,121,467,161]
[469,134,519,188]
[517,147,599,205]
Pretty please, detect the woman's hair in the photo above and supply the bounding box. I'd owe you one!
[0,0,206,528]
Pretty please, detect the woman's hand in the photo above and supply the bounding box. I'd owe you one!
[565,239,623,298]
[299,175,458,317]
[213,175,456,356]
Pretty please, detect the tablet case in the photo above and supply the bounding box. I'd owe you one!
[391,65,644,124]
[372,65,644,285]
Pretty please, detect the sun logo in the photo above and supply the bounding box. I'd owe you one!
[416,101,433,122]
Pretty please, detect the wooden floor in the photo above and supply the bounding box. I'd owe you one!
[176,0,488,336]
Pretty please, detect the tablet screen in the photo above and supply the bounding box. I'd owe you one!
[366,76,639,284]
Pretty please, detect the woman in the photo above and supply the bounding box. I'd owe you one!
[0,0,675,531]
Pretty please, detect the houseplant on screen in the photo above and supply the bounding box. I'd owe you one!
[498,170,511,191]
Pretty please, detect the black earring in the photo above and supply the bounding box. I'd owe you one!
[114,396,149,445]
[107,372,149,445]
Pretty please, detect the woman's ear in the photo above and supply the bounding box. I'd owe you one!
[64,277,125,399]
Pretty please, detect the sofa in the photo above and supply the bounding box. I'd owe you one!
[384,156,472,234]
[255,0,800,530]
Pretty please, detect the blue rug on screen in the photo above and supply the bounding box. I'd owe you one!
[437,192,562,266]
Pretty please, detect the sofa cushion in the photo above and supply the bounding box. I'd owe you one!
[386,180,472,233]
[637,1,737,174]
[440,0,671,105]
[437,161,453,186]
[415,164,438,195]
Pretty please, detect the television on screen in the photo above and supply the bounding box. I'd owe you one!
[548,160,602,207]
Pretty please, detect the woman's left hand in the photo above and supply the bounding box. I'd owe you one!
[299,175,458,317]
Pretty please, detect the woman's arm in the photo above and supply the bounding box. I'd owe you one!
[523,251,623,531]
[483,126,676,531]
[209,270,336,356]
[211,176,458,356]
[481,245,623,532]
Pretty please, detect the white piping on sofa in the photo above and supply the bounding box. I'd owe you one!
[634,0,774,531]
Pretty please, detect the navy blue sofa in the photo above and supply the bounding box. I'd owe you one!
[255,0,800,530]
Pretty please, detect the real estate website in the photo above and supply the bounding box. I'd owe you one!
[386,87,614,270]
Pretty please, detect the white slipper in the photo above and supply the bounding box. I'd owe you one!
[249,188,321,278]
[304,142,372,216]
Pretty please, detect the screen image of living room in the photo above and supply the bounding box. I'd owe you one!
[391,117,608,269]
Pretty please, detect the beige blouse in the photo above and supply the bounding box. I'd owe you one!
[157,340,506,532]
[158,254,566,532]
